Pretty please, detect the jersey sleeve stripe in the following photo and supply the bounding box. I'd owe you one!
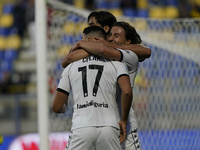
[57,88,69,96]
[115,48,123,62]
[117,74,129,81]
[119,50,123,62]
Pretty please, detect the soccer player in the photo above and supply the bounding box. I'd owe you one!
[52,26,133,150]
[61,10,151,68]
[61,21,143,150]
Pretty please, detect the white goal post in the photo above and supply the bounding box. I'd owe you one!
[35,0,49,149]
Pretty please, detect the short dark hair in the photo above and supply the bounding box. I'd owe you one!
[88,11,117,33]
[83,26,107,40]
[112,22,142,44]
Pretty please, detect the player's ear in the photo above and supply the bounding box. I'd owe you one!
[103,25,110,34]
[87,37,92,41]
[125,39,131,44]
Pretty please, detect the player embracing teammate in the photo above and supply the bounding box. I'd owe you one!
[53,11,151,150]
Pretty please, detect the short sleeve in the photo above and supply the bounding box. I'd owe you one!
[117,49,138,73]
[116,62,129,81]
[57,65,71,95]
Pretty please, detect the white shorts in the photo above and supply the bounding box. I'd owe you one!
[121,130,142,150]
[65,126,121,150]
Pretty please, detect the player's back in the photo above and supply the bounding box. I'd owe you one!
[67,55,128,131]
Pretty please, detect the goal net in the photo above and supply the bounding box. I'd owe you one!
[47,0,200,149]
[47,0,89,133]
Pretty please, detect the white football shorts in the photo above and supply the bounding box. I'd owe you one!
[65,126,121,150]
[121,130,142,150]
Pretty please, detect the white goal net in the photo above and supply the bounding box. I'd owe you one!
[47,0,200,149]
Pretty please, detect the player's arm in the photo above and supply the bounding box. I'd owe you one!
[61,39,123,68]
[61,49,90,68]
[52,67,71,113]
[78,40,139,72]
[118,75,132,124]
[52,90,68,113]
[75,40,122,61]
[118,75,132,143]
[94,36,151,61]
[110,42,151,61]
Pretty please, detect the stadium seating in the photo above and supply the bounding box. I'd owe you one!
[6,34,21,49]
[165,6,179,18]
[0,2,23,93]
[74,0,85,8]
[3,50,18,61]
[109,8,123,17]
[137,9,148,18]
[149,6,165,18]
[1,59,13,72]
[166,0,178,6]
[96,0,109,9]
[123,7,137,17]
[88,0,199,18]
[0,36,6,50]
[0,14,14,27]
[137,0,148,9]
[2,3,14,14]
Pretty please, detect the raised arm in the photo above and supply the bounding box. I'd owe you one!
[109,42,151,61]
[94,36,151,61]
[75,40,122,61]
[61,38,128,68]
[61,49,90,68]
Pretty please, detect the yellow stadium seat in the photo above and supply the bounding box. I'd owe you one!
[195,0,200,6]
[0,14,14,27]
[3,0,15,3]
[74,0,85,8]
[190,9,200,17]
[165,6,179,18]
[108,8,123,17]
[78,21,87,33]
[137,0,148,9]
[63,22,76,34]
[57,45,71,57]
[0,4,2,16]
[6,35,21,49]
[0,36,6,49]
[149,6,165,18]
[134,19,148,31]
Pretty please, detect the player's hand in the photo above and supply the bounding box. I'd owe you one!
[64,99,68,108]
[71,41,81,52]
[62,104,67,113]
[119,121,127,144]
[94,36,109,46]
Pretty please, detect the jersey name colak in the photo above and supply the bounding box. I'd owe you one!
[82,55,100,63]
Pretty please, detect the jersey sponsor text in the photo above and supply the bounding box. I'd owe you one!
[77,100,108,109]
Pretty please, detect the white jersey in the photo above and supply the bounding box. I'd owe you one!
[116,48,139,132]
[57,55,129,131]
